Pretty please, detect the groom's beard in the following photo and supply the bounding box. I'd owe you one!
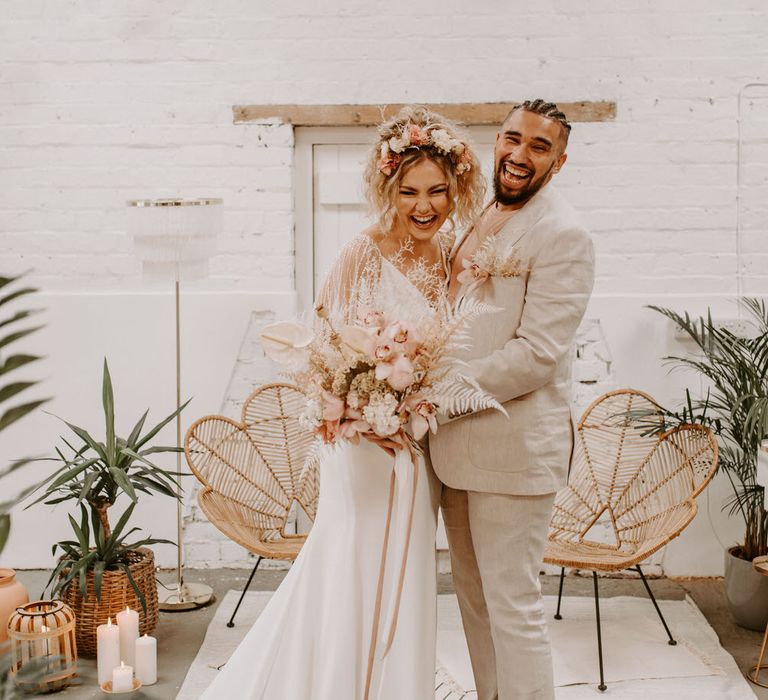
[493,159,556,207]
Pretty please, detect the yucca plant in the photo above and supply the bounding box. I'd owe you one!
[29,359,189,611]
[649,298,768,561]
[0,273,49,700]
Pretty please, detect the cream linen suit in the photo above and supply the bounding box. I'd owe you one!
[430,183,595,700]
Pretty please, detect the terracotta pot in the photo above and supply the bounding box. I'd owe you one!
[724,546,768,631]
[0,568,29,643]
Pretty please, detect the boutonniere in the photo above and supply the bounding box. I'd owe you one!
[456,236,526,292]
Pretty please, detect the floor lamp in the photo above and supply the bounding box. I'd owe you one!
[127,197,222,611]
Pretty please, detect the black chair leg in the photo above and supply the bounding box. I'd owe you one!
[634,565,677,645]
[227,556,263,628]
[593,572,607,692]
[554,567,566,620]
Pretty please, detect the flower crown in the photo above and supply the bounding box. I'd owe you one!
[376,122,473,177]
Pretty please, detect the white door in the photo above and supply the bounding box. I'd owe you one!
[295,126,498,549]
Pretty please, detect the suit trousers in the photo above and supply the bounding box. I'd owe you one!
[441,486,556,700]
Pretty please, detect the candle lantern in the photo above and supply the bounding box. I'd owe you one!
[7,599,78,693]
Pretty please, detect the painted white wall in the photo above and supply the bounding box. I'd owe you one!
[1,0,767,574]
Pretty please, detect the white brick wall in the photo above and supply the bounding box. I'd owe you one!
[2,1,766,574]
[2,1,767,294]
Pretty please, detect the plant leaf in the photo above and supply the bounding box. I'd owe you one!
[102,359,116,465]
[0,514,10,555]
[0,398,48,432]
[108,466,137,502]
[133,398,192,451]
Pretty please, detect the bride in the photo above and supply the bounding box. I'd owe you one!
[199,106,485,700]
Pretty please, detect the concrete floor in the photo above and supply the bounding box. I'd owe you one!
[10,569,767,699]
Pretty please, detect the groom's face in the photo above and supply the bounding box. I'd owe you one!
[493,110,568,208]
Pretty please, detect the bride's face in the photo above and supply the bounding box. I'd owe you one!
[393,157,451,242]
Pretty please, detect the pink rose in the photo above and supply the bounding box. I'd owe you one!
[408,124,425,146]
[338,406,371,442]
[321,390,345,422]
[378,153,401,176]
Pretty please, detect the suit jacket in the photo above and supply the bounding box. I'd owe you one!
[429,183,595,495]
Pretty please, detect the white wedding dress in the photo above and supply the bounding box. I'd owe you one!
[199,235,445,700]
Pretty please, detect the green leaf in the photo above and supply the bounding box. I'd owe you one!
[139,445,185,456]
[109,502,136,545]
[76,471,100,506]
[79,503,90,550]
[61,419,109,462]
[102,359,116,465]
[0,353,43,377]
[0,285,38,308]
[93,560,106,600]
[0,398,48,432]
[108,466,137,502]
[0,380,36,404]
[125,409,149,450]
[0,306,41,329]
[68,513,88,554]
[116,561,148,615]
[45,457,100,491]
[0,325,44,352]
[0,273,22,290]
[0,456,36,482]
[133,398,192,451]
[132,475,178,499]
[0,514,10,555]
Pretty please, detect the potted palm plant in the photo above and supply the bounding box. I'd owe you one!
[28,359,188,655]
[0,273,50,698]
[650,298,768,630]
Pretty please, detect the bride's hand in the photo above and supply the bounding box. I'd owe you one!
[364,433,401,457]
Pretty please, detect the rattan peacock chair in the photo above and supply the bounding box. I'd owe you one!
[544,388,718,691]
[185,383,319,627]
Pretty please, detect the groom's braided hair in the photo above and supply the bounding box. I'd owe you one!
[507,99,571,148]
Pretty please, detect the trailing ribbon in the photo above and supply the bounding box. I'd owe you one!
[363,436,420,700]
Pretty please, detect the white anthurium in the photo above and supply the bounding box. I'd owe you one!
[339,325,377,357]
[259,321,314,367]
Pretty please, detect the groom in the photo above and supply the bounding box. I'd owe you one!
[430,99,595,699]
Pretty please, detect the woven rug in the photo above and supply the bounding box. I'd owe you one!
[177,591,753,699]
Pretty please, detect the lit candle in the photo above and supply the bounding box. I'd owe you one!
[97,617,121,686]
[112,661,133,693]
[134,634,157,685]
[116,606,139,667]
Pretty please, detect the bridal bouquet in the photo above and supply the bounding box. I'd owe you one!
[259,300,503,446]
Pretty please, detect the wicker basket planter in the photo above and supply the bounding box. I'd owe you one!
[61,547,158,657]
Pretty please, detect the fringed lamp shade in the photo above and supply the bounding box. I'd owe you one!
[127,198,222,281]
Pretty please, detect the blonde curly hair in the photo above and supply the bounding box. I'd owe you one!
[362,106,485,234]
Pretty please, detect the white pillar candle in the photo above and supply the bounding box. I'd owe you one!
[97,617,121,686]
[134,634,157,685]
[116,606,139,667]
[112,661,133,693]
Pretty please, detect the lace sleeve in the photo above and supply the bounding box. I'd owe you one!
[314,234,383,324]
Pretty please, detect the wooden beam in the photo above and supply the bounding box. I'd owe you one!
[233,101,616,126]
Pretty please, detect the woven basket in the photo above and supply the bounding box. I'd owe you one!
[60,547,158,657]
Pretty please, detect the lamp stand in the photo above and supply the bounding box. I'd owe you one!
[158,280,214,611]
